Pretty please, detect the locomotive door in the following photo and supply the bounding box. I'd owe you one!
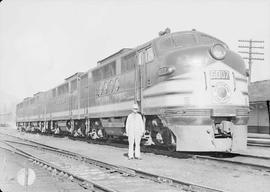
[135,50,145,112]
[136,46,154,113]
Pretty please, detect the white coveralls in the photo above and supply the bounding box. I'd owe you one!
[125,112,145,158]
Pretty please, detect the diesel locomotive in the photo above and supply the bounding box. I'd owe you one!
[16,29,249,152]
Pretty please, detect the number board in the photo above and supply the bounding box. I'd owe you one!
[209,70,230,80]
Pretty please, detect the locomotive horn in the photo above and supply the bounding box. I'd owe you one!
[159,27,171,36]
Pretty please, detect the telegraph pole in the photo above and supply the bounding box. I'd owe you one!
[238,40,264,84]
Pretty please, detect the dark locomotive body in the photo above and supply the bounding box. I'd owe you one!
[16,30,249,151]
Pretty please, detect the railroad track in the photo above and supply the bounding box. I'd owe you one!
[0,142,117,192]
[66,134,270,172]
[2,132,270,175]
[0,135,221,192]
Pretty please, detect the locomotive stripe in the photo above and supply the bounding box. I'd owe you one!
[143,94,189,109]
[143,77,194,97]
[88,100,134,114]
[144,91,193,99]
[165,76,192,81]
[235,77,248,83]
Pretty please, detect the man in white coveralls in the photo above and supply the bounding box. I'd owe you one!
[125,103,145,160]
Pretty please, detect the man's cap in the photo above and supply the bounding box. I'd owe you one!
[132,103,139,109]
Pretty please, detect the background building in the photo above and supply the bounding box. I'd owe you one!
[248,80,270,135]
[0,91,17,126]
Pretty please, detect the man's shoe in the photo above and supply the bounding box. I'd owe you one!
[135,157,142,160]
[128,157,134,160]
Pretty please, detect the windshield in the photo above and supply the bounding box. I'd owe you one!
[156,32,227,55]
[199,34,227,47]
[157,33,197,54]
[172,33,197,47]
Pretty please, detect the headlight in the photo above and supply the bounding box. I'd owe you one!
[209,44,226,60]
[216,86,227,99]
[213,82,231,103]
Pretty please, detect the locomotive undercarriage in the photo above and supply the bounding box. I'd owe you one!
[17,111,247,152]
[144,115,176,147]
[17,115,177,149]
[49,119,87,137]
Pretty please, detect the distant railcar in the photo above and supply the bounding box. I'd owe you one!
[16,29,249,152]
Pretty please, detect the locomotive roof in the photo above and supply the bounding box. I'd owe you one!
[97,30,226,67]
[65,72,83,81]
[98,48,132,65]
[23,97,32,101]
[18,29,229,105]
[153,30,227,46]
[33,92,43,96]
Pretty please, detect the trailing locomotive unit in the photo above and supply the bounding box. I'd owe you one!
[16,29,249,152]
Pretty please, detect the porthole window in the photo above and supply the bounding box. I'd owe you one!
[108,79,114,94]
[114,78,120,92]
[103,81,108,95]
[98,83,103,96]
[121,52,136,73]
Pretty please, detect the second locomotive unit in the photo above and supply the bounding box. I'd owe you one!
[16,29,249,152]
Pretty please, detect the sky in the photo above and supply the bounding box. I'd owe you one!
[0,0,270,101]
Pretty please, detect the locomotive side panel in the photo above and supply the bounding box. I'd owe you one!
[89,54,136,118]
[79,72,89,116]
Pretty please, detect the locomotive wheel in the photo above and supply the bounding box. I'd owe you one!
[102,129,109,141]
[167,145,176,152]
[151,127,176,146]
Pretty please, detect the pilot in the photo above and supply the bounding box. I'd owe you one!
[125,103,145,160]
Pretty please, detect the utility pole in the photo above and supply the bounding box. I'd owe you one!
[238,40,264,84]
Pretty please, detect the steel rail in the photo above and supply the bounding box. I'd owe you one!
[2,132,270,172]
[191,154,270,171]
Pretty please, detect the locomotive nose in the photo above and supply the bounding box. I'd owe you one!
[164,46,212,76]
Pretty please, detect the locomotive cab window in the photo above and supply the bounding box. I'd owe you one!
[138,46,154,65]
[145,47,154,63]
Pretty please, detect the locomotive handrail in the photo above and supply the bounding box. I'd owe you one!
[232,72,236,91]
[204,72,208,90]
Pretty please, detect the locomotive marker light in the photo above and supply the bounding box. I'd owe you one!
[158,66,175,76]
[209,44,226,60]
